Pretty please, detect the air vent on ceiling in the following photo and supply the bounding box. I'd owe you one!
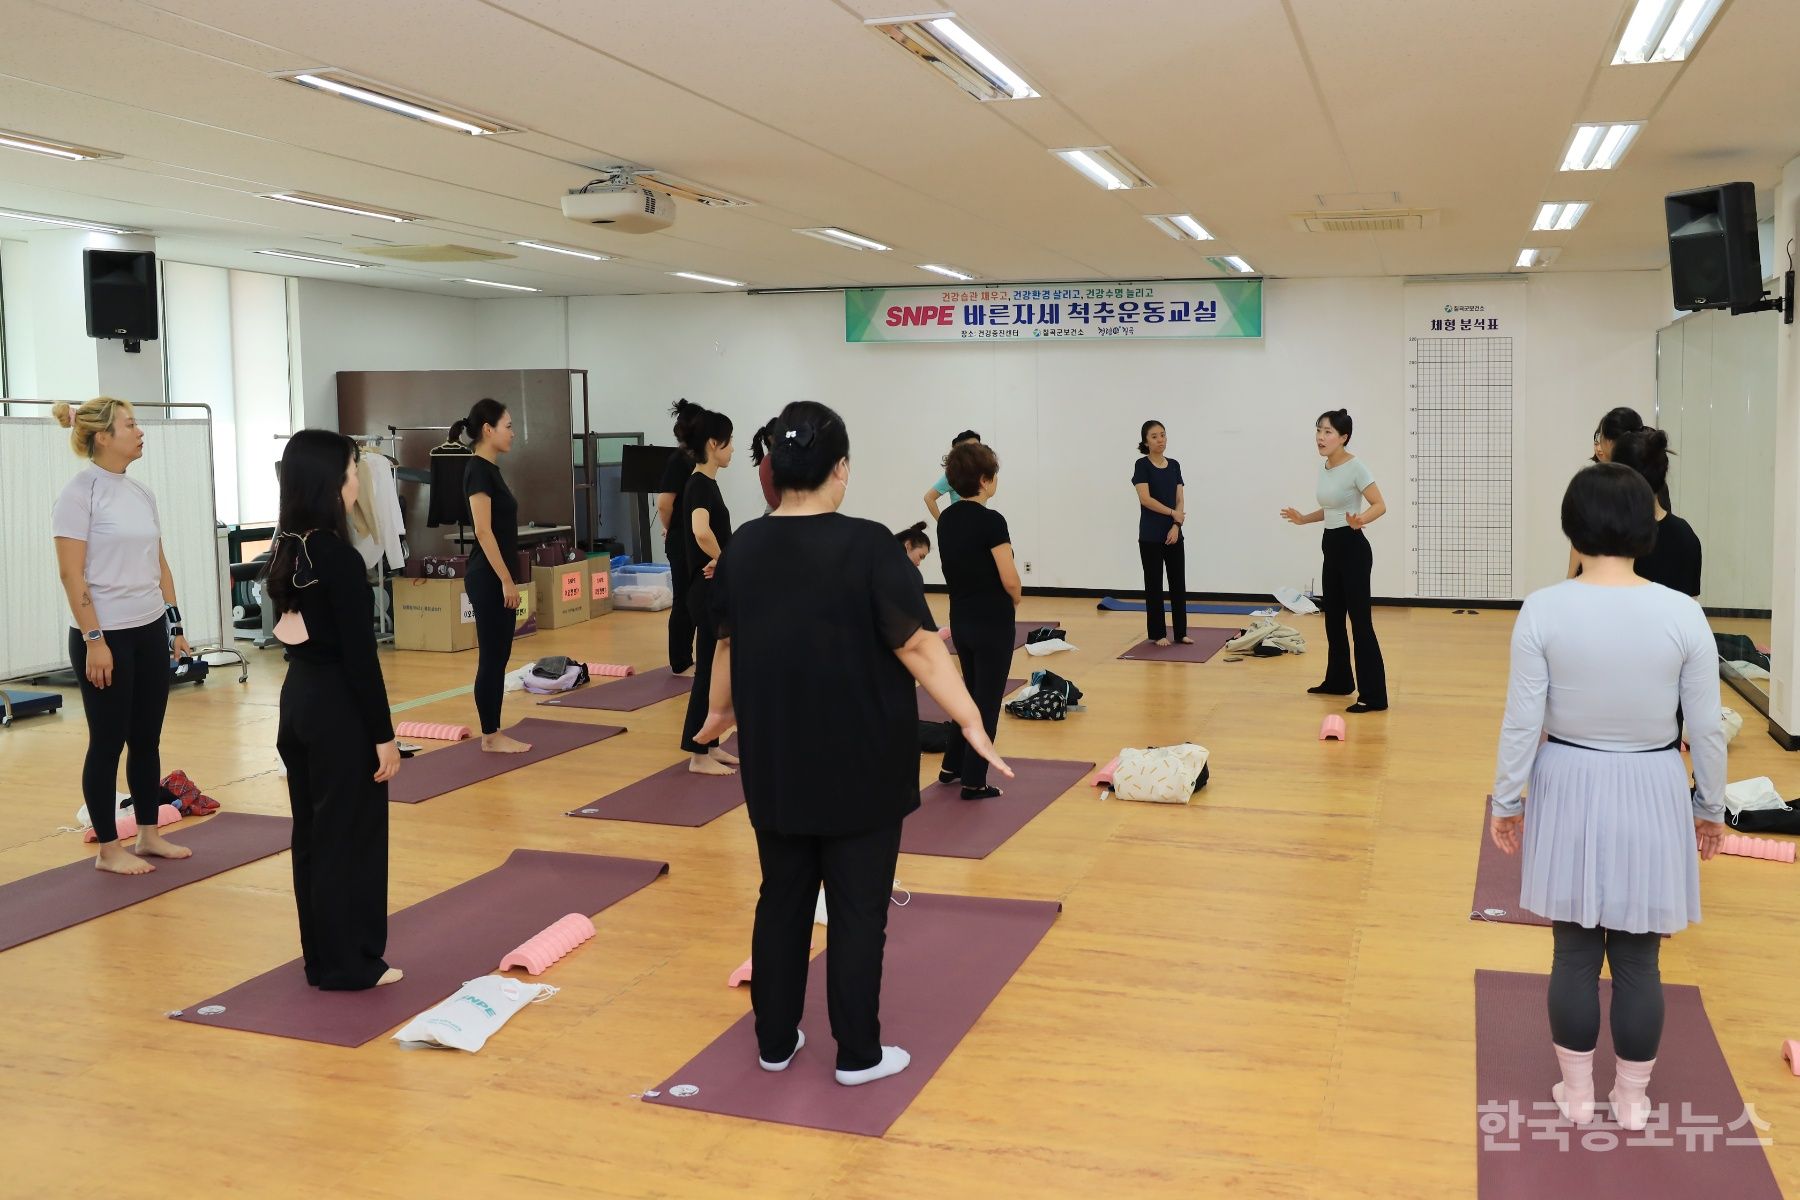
[354,244,516,263]
[1289,208,1439,233]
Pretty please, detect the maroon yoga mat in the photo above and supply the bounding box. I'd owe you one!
[1474,969,1779,1199]
[1472,803,1549,927]
[1012,621,1055,650]
[644,891,1060,1136]
[388,718,625,804]
[540,667,692,712]
[916,678,1024,725]
[568,738,744,828]
[0,813,292,954]
[1117,627,1238,663]
[902,758,1094,859]
[172,850,668,1047]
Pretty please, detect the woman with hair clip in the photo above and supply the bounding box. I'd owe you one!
[694,400,1008,1087]
[658,400,704,674]
[51,397,192,875]
[1131,419,1189,646]
[1281,409,1389,713]
[268,430,402,989]
[677,405,738,776]
[749,419,782,514]
[455,398,528,754]
[895,521,932,568]
[1610,430,1701,596]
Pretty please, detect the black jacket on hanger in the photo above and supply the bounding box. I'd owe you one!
[427,443,473,528]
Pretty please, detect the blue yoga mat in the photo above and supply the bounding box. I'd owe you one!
[1097,596,1265,616]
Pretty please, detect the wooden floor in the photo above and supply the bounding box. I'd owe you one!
[3,598,1796,1199]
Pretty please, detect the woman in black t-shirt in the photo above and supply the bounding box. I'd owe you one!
[1131,420,1189,645]
[659,400,705,674]
[1611,430,1702,596]
[695,400,1007,1086]
[455,399,528,754]
[935,441,1023,800]
[677,405,738,774]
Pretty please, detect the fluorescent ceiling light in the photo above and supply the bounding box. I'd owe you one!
[458,278,539,292]
[918,264,976,280]
[867,14,1038,102]
[0,129,119,161]
[511,239,612,262]
[282,71,514,135]
[1612,0,1725,64]
[1147,213,1213,241]
[1561,123,1642,171]
[1533,202,1590,231]
[1052,147,1152,191]
[263,191,420,222]
[256,249,368,268]
[0,208,133,234]
[1209,255,1255,274]
[670,271,746,287]
[1515,248,1560,269]
[796,227,891,252]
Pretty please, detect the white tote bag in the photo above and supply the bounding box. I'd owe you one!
[393,976,559,1052]
[1110,744,1209,804]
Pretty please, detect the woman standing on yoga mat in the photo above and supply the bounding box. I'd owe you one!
[1280,409,1388,713]
[267,430,402,989]
[455,399,528,754]
[935,442,1022,800]
[658,401,706,673]
[677,406,737,776]
[1610,430,1701,597]
[52,397,192,875]
[1131,420,1189,646]
[923,429,981,521]
[1490,464,1725,1130]
[694,400,1007,1086]
[1569,407,1669,578]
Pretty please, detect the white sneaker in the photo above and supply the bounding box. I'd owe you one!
[835,1045,911,1086]
[759,1028,804,1072]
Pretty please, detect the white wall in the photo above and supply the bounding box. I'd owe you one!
[1,238,38,397]
[290,279,483,430]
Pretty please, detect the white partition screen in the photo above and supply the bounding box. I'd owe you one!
[0,402,225,680]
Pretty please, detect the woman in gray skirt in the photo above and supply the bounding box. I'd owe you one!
[1490,463,1726,1131]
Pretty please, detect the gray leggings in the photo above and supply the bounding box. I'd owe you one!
[1549,921,1664,1061]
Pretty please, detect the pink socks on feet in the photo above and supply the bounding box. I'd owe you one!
[1609,1057,1657,1131]
[1552,1045,1596,1124]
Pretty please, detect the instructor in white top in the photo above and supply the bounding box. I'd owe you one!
[1280,409,1388,712]
[51,397,193,875]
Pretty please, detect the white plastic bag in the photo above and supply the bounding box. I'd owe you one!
[393,975,558,1052]
[1023,637,1076,657]
[1111,744,1209,804]
[1725,777,1787,818]
[1273,587,1320,615]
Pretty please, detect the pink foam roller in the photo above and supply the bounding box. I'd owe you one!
[498,912,596,975]
[728,956,754,988]
[1721,834,1796,863]
[587,663,636,678]
[1094,755,1122,787]
[394,721,471,741]
[1319,715,1346,741]
[1783,1039,1800,1075]
[83,804,181,843]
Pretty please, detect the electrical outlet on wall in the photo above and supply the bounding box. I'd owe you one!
[1023,561,1033,574]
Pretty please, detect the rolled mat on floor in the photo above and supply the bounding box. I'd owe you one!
[171,850,668,1047]
[644,891,1061,1137]
[1474,969,1780,1199]
[1097,596,1265,615]
[916,679,1025,726]
[387,718,625,805]
[1117,628,1239,664]
[568,737,744,828]
[902,758,1094,859]
[394,721,471,742]
[0,813,293,954]
[587,663,636,678]
[539,667,691,712]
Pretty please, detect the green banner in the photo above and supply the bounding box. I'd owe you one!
[846,279,1261,343]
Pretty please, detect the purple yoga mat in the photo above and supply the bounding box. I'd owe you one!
[172,850,668,1047]
[1475,969,1779,1199]
[540,667,692,712]
[645,891,1060,1136]
[0,813,292,954]
[1117,627,1238,663]
[568,737,744,828]
[1472,803,1549,927]
[916,678,1024,725]
[902,758,1094,859]
[1012,621,1055,650]
[388,718,625,804]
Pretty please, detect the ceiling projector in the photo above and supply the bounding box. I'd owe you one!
[561,182,675,233]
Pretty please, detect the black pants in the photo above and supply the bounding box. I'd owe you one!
[1319,527,1387,705]
[1138,538,1187,640]
[1548,921,1664,1061]
[69,618,170,845]
[278,660,390,990]
[679,579,718,755]
[464,567,517,736]
[940,620,1012,789]
[667,538,695,673]
[751,820,903,1071]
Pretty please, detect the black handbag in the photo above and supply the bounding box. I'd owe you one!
[1725,800,1800,835]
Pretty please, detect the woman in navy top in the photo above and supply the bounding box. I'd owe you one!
[1131,421,1188,644]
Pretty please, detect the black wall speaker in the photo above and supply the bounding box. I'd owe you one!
[1665,182,1762,313]
[83,249,160,341]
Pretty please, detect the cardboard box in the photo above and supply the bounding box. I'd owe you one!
[533,561,589,630]
[588,564,613,618]
[394,577,477,652]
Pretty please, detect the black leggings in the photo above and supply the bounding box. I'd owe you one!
[1138,538,1187,640]
[679,579,719,755]
[940,620,1012,790]
[464,568,517,736]
[1319,527,1387,705]
[667,538,695,673]
[1549,922,1665,1061]
[70,618,170,845]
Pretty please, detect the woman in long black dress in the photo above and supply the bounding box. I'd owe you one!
[267,430,402,989]
[677,405,738,775]
[695,401,1008,1086]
